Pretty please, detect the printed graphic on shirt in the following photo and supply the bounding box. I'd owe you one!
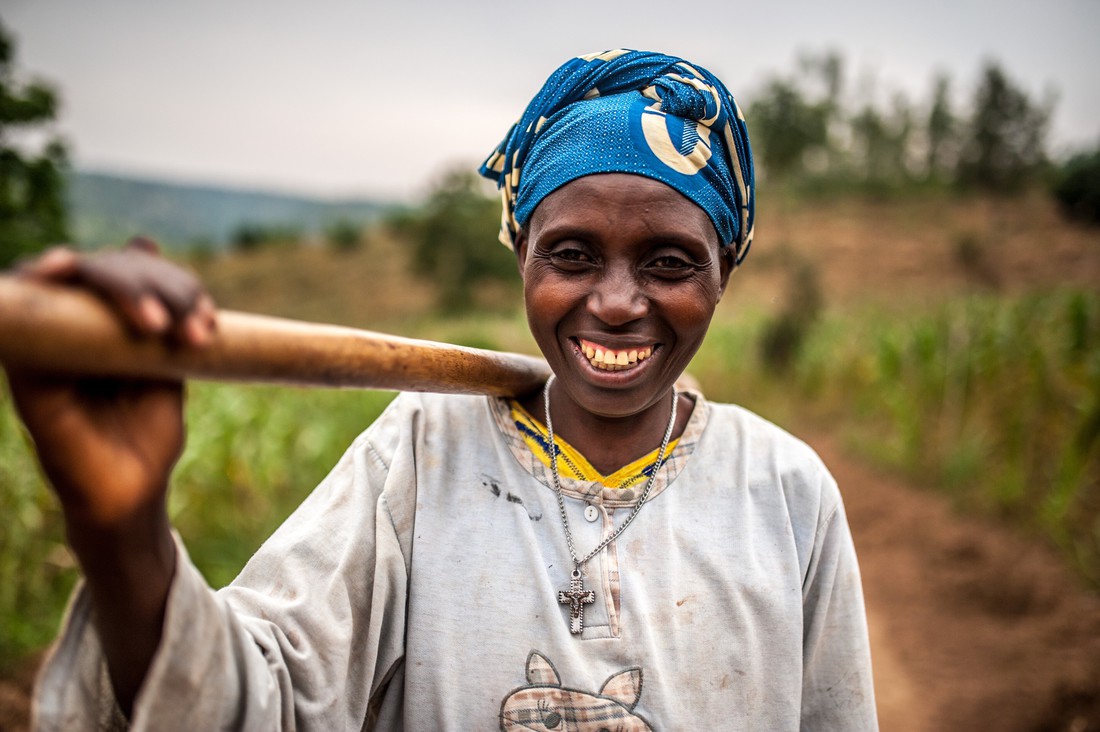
[499,650,654,731]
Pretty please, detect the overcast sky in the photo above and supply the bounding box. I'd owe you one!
[4,0,1099,200]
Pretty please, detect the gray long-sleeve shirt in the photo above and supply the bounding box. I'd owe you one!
[34,392,878,730]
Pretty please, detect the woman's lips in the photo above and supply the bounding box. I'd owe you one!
[575,337,655,372]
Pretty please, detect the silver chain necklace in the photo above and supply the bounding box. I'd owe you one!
[543,374,678,634]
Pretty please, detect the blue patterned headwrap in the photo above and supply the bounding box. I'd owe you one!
[480,49,755,265]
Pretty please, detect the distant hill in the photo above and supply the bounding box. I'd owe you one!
[66,170,396,250]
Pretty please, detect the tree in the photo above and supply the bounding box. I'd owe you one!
[230,222,300,252]
[956,61,1052,192]
[1053,148,1100,225]
[390,167,517,310]
[747,78,829,181]
[0,22,68,267]
[850,91,916,190]
[324,218,361,251]
[925,73,958,182]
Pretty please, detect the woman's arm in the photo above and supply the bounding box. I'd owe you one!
[800,479,879,731]
[5,240,215,715]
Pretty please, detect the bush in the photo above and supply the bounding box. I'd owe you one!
[759,258,823,371]
[325,219,361,251]
[0,23,68,268]
[389,167,518,311]
[1053,149,1100,225]
[231,222,301,252]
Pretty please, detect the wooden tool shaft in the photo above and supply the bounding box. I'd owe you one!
[0,276,550,397]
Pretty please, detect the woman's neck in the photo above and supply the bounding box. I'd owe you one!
[521,385,694,476]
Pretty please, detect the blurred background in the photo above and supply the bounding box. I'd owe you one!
[1,1,1098,729]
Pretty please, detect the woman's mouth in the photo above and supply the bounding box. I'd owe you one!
[575,338,655,372]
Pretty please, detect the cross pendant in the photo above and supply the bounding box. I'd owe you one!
[558,568,595,634]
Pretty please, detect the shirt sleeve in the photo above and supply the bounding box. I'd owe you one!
[800,474,879,732]
[33,426,411,732]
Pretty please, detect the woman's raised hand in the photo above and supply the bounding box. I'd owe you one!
[5,237,215,530]
[3,238,217,712]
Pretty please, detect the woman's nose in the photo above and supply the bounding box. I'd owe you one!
[586,270,648,326]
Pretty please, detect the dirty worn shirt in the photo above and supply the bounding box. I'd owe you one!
[34,392,878,731]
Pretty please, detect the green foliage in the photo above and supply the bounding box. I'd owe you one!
[0,21,68,267]
[1052,148,1100,225]
[714,291,1100,586]
[0,383,395,663]
[925,73,959,182]
[849,91,916,190]
[742,51,1053,195]
[952,231,1000,289]
[956,61,1052,192]
[231,222,301,252]
[0,393,73,666]
[325,218,361,251]
[389,167,518,311]
[748,78,830,180]
[693,292,1100,588]
[759,257,824,371]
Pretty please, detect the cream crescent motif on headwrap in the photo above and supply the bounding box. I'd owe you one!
[639,107,713,175]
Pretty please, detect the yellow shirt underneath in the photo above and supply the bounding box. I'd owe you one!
[510,400,680,490]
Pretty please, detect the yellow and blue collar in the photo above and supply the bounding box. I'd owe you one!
[509,401,681,490]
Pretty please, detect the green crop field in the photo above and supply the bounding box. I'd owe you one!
[695,291,1100,585]
[0,385,396,666]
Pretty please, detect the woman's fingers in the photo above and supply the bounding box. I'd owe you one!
[124,235,160,255]
[81,245,217,344]
[183,293,218,347]
[10,240,218,346]
[16,245,81,280]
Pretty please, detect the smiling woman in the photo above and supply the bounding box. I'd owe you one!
[13,50,877,730]
[517,174,729,465]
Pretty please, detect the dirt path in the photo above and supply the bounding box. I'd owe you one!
[806,434,1100,731]
[3,437,1099,731]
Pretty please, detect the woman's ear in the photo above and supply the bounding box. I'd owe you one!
[514,230,529,280]
[717,246,735,302]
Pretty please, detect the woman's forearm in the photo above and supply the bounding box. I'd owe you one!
[66,507,177,717]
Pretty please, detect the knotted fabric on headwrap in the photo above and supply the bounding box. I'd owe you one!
[480,49,755,265]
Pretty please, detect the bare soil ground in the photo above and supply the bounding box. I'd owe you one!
[808,433,1100,732]
[0,654,36,732]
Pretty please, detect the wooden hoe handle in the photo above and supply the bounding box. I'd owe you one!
[0,276,551,397]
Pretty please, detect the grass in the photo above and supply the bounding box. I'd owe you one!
[694,290,1100,585]
[0,383,395,667]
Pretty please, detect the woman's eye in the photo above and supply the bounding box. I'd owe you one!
[653,256,687,267]
[649,256,694,275]
[550,248,593,266]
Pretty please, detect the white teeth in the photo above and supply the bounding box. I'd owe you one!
[579,340,655,371]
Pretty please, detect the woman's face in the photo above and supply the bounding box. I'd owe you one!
[517,173,732,421]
